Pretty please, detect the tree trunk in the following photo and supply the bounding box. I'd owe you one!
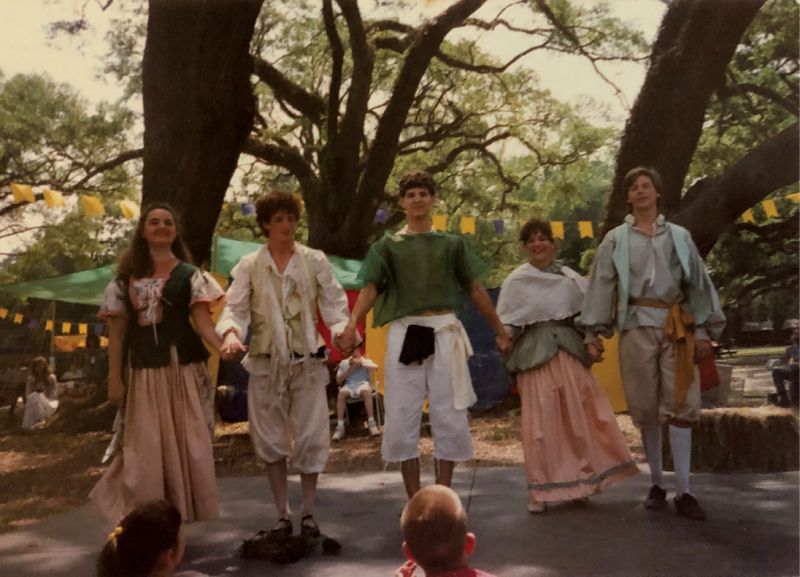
[603,0,765,236]
[141,0,263,265]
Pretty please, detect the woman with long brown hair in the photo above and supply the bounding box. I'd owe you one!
[90,203,224,523]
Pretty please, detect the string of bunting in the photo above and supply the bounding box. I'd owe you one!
[0,306,104,336]
[7,182,800,232]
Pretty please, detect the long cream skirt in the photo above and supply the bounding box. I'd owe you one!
[90,353,218,523]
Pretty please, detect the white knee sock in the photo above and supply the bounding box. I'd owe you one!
[641,426,664,487]
[669,425,692,496]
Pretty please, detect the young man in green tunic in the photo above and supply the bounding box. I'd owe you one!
[339,171,511,498]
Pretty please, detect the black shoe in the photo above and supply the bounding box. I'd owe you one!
[300,514,321,538]
[644,485,667,510]
[674,493,706,521]
[269,517,293,537]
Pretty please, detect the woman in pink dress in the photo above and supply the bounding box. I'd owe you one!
[91,203,224,523]
[496,218,637,513]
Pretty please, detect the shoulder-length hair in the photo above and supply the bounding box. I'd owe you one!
[117,202,193,281]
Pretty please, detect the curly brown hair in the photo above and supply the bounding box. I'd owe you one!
[398,170,436,197]
[254,191,302,237]
[116,203,193,281]
[519,217,555,244]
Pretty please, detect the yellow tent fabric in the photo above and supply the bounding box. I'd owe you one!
[54,335,109,353]
[11,183,35,203]
[44,189,65,208]
[550,221,565,240]
[590,334,627,412]
[364,311,387,396]
[81,194,105,217]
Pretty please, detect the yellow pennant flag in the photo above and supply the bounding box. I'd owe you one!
[62,322,72,334]
[741,209,755,223]
[10,183,35,203]
[13,313,23,324]
[45,320,54,331]
[761,199,778,218]
[578,221,594,239]
[81,194,105,218]
[0,308,7,319]
[43,188,65,208]
[78,323,88,335]
[119,200,140,220]
[432,214,447,231]
[459,216,476,235]
[550,221,565,240]
[786,192,800,203]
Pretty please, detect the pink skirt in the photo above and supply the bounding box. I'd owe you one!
[90,355,218,523]
[518,351,637,501]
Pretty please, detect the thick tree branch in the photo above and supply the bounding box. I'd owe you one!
[322,0,343,140]
[252,56,325,125]
[241,136,320,195]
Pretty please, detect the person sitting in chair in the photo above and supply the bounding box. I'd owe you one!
[771,330,799,407]
[333,348,380,441]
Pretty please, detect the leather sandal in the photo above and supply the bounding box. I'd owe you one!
[300,514,321,538]
[270,517,293,537]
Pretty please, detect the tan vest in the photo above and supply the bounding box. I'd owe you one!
[248,244,320,356]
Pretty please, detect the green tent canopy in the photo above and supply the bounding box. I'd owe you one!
[0,236,364,306]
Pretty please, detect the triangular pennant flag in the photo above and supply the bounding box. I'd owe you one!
[761,199,778,218]
[81,194,105,218]
[0,308,7,319]
[432,214,447,231]
[741,209,755,223]
[13,313,23,324]
[79,323,88,335]
[62,321,72,334]
[45,320,54,331]
[374,207,388,224]
[119,200,140,220]
[550,221,565,240]
[43,188,65,208]
[27,319,38,329]
[786,192,800,203]
[95,323,105,335]
[241,203,255,216]
[493,219,505,235]
[578,221,594,239]
[10,183,35,203]
[459,216,476,235]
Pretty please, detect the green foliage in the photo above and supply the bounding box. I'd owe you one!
[690,0,799,326]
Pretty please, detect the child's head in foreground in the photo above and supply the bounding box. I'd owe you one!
[400,485,476,575]
[97,500,184,577]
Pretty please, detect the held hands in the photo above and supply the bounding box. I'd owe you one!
[586,339,605,363]
[336,324,357,356]
[220,331,248,360]
[694,339,713,362]
[495,329,512,356]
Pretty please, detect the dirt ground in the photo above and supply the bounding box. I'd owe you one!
[0,394,643,533]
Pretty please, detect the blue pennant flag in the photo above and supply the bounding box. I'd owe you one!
[493,219,505,235]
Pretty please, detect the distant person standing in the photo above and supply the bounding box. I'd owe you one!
[579,167,725,521]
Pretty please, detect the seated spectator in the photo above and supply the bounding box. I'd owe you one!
[97,500,184,577]
[771,330,799,407]
[22,356,58,429]
[395,485,496,577]
[332,348,380,441]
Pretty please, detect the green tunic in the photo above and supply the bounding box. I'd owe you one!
[358,230,485,327]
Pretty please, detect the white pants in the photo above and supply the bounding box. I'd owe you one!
[247,358,331,473]
[381,315,474,463]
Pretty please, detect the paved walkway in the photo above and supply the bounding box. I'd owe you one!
[0,465,797,577]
